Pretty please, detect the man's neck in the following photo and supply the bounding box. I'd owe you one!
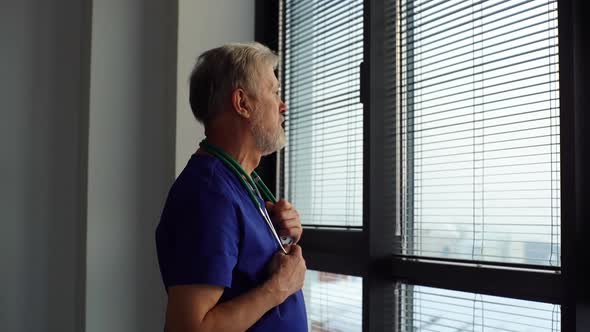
[204,134,261,174]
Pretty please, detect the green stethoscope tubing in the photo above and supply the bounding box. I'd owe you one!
[199,140,291,253]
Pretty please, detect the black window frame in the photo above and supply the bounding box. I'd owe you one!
[255,0,590,331]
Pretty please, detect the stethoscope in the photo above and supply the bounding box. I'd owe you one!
[200,140,293,254]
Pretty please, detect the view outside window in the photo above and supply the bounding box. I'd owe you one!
[398,0,561,266]
[396,0,561,330]
[282,0,561,331]
[399,284,561,331]
[283,0,364,228]
[303,271,363,332]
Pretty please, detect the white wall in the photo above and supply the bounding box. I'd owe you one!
[84,1,177,331]
[1,0,176,331]
[175,0,255,175]
[0,1,87,331]
[1,0,254,331]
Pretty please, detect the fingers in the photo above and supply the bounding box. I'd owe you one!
[267,199,303,244]
[271,207,299,230]
[267,200,296,217]
[274,244,299,259]
[275,209,299,222]
[277,223,302,238]
[277,218,300,229]
[288,244,302,256]
[274,199,292,210]
[268,243,306,302]
[266,199,291,212]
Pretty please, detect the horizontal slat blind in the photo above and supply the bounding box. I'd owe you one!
[399,284,560,331]
[304,270,363,332]
[281,0,364,227]
[397,0,561,265]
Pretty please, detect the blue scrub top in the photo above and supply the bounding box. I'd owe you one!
[156,154,308,332]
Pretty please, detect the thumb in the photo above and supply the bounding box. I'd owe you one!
[265,201,275,211]
[288,244,302,256]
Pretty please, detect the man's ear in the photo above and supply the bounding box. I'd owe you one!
[231,88,252,119]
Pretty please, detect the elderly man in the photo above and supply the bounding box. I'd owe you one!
[155,42,308,332]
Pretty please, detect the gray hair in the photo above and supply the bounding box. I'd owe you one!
[189,42,279,124]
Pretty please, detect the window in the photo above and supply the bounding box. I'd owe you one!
[278,1,366,330]
[257,0,588,330]
[397,0,561,266]
[399,284,560,331]
[281,0,364,228]
[304,270,363,331]
[395,1,562,329]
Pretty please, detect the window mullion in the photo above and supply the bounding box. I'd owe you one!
[365,0,399,331]
[391,257,563,304]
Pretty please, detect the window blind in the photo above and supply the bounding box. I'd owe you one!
[304,270,363,332]
[399,284,560,331]
[397,0,561,265]
[280,0,364,227]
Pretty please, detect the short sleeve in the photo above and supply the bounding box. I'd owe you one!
[156,186,240,289]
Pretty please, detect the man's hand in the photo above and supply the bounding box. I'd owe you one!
[266,244,307,304]
[265,199,303,244]
[165,245,307,332]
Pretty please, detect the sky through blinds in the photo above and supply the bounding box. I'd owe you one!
[397,0,561,266]
[282,0,364,228]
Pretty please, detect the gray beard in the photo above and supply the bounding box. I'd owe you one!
[251,116,286,156]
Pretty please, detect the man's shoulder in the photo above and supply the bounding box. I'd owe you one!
[169,154,238,203]
[158,155,241,230]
